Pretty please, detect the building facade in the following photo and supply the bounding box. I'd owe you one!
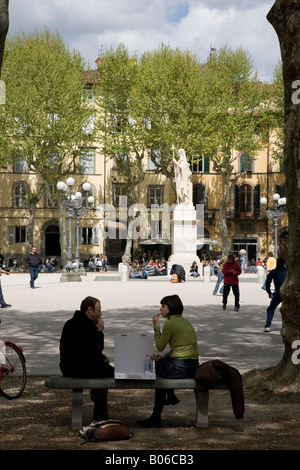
[0,125,287,270]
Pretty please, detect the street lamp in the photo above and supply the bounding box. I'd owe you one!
[57,178,95,270]
[260,193,286,259]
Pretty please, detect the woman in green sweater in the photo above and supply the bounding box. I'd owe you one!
[137,294,199,428]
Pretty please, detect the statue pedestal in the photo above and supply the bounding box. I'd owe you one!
[168,205,201,277]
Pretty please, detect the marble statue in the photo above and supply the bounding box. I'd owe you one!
[173,148,192,206]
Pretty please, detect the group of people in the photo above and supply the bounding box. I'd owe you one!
[88,254,109,272]
[39,257,58,273]
[128,258,168,279]
[59,294,200,428]
[211,251,287,330]
[59,249,287,427]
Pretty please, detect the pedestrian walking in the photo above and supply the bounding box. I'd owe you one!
[222,254,241,311]
[262,252,277,290]
[263,258,287,332]
[25,246,41,288]
[212,255,226,295]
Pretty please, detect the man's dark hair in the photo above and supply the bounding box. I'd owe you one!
[276,258,285,267]
[80,296,99,312]
[160,294,183,316]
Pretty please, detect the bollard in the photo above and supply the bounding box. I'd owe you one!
[120,264,128,282]
[203,265,211,282]
[118,262,124,276]
[257,266,265,283]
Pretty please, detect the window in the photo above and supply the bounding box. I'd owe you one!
[81,227,93,244]
[240,153,253,173]
[45,185,58,208]
[147,185,164,207]
[13,152,28,173]
[81,149,95,174]
[13,183,28,208]
[83,114,95,135]
[239,184,253,218]
[148,149,161,170]
[113,183,126,207]
[192,156,210,173]
[8,226,27,244]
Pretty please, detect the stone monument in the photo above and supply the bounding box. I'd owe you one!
[168,148,202,277]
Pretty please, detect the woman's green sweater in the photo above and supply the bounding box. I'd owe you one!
[154,315,199,359]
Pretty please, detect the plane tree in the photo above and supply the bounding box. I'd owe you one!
[95,44,204,262]
[200,46,272,255]
[0,29,93,264]
[245,0,300,390]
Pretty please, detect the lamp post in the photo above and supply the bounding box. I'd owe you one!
[57,178,94,271]
[260,193,286,259]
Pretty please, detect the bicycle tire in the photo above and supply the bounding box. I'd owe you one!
[0,342,27,399]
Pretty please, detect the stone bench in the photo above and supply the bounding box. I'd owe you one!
[45,376,229,431]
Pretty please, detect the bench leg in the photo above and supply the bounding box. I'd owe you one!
[195,389,209,428]
[71,389,83,431]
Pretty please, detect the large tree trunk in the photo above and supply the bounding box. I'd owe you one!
[220,172,231,255]
[0,0,9,79]
[245,0,300,390]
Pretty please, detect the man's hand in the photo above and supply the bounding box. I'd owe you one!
[96,318,104,332]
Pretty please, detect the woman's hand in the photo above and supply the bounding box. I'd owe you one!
[152,313,160,327]
[151,353,163,362]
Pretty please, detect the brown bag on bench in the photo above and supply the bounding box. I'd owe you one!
[79,419,133,442]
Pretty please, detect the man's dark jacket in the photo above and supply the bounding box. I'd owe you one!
[266,265,287,295]
[25,252,41,268]
[194,359,245,417]
[59,310,114,378]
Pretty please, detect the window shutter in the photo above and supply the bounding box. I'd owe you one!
[234,185,240,218]
[8,226,15,244]
[253,184,260,219]
[203,156,210,173]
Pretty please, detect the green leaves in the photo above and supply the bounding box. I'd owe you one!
[0,28,92,183]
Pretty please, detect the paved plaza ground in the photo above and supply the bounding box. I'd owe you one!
[2,270,297,453]
[0,270,283,375]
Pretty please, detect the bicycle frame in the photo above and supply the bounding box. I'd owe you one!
[0,340,26,381]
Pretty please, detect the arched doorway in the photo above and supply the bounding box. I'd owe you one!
[45,224,61,257]
[105,220,127,264]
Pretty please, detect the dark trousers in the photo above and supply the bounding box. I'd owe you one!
[153,357,199,416]
[222,284,240,308]
[265,290,282,328]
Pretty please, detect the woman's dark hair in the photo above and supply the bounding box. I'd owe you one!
[80,296,99,312]
[160,294,183,316]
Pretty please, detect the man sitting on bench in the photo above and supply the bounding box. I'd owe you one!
[59,296,114,421]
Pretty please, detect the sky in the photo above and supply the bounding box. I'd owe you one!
[8,0,280,82]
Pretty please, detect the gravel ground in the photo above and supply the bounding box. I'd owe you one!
[1,375,300,452]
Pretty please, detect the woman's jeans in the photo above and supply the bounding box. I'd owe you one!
[213,272,224,295]
[153,357,199,415]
